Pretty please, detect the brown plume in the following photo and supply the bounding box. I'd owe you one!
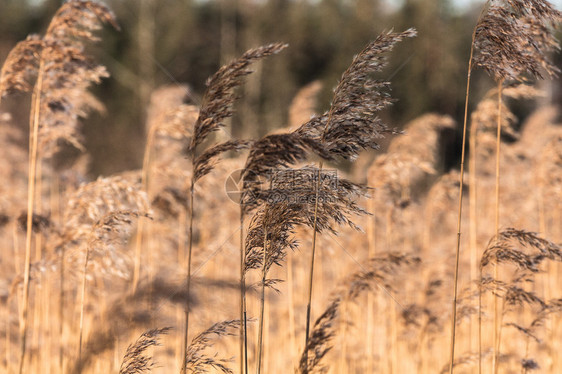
[474,0,561,81]
[184,320,240,374]
[297,29,417,160]
[118,327,171,374]
[0,35,42,98]
[188,43,288,154]
[34,0,119,158]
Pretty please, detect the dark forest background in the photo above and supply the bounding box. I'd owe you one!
[1,0,560,176]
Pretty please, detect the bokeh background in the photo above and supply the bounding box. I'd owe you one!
[1,0,561,176]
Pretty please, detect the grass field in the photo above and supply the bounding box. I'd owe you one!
[0,1,561,373]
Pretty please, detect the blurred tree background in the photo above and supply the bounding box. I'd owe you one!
[0,0,560,176]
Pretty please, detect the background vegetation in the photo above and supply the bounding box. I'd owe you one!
[1,0,559,175]
[0,1,561,373]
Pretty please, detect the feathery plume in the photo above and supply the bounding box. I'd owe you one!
[296,29,417,160]
[299,252,420,373]
[473,0,561,82]
[193,140,253,183]
[119,327,171,374]
[481,228,562,271]
[184,320,240,374]
[0,35,42,99]
[36,0,119,157]
[187,43,287,154]
[298,297,341,374]
[181,43,287,374]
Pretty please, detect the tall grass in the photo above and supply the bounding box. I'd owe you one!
[0,1,560,373]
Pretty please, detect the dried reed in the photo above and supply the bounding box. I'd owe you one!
[480,228,562,372]
[181,43,287,374]
[118,327,171,374]
[10,2,118,372]
[298,252,420,373]
[451,1,561,372]
[78,210,148,367]
[184,320,240,374]
[296,30,416,372]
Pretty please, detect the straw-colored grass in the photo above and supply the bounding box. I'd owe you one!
[0,1,560,373]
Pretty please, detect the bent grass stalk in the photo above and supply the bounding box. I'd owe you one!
[303,31,416,371]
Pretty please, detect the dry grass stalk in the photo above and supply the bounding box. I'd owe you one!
[77,210,148,367]
[243,167,368,374]
[468,86,543,343]
[184,320,240,374]
[296,29,417,161]
[14,2,117,373]
[450,5,490,372]
[132,86,198,293]
[479,228,562,372]
[34,0,119,158]
[239,130,332,373]
[466,2,561,372]
[187,43,288,156]
[118,327,171,374]
[181,43,287,374]
[481,228,562,271]
[298,252,420,373]
[492,81,504,374]
[296,30,416,371]
[474,0,561,83]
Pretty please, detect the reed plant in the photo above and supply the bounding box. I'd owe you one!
[0,1,561,373]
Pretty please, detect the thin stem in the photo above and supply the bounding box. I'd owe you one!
[59,246,65,373]
[132,125,157,294]
[449,23,476,374]
[494,298,506,374]
[478,267,483,374]
[77,244,92,369]
[303,79,338,371]
[492,79,504,374]
[469,95,479,355]
[19,58,44,374]
[366,196,376,373]
[243,308,248,374]
[239,206,247,374]
[256,227,268,374]
[181,179,195,374]
[303,161,324,374]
